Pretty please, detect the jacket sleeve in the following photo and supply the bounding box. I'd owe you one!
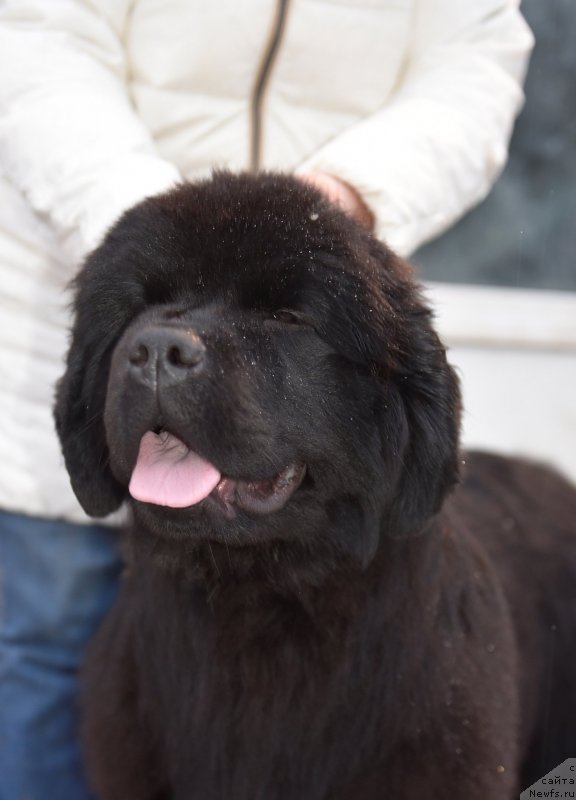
[297,0,534,256]
[0,1,181,261]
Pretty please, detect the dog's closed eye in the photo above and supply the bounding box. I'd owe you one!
[268,309,315,328]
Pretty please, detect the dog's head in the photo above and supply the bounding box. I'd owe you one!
[55,173,460,569]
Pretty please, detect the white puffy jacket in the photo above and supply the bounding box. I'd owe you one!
[0,0,532,523]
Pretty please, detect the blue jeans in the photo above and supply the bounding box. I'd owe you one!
[0,510,122,800]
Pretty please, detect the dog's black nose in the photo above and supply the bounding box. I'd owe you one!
[127,327,206,384]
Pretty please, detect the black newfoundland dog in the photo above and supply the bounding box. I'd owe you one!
[55,173,576,800]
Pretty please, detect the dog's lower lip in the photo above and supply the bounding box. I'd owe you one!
[206,463,307,518]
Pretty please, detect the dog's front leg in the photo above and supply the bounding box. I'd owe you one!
[81,588,170,800]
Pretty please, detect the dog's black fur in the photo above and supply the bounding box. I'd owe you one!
[55,173,576,799]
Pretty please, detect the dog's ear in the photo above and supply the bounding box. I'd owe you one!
[370,249,461,535]
[54,338,125,517]
[387,323,461,536]
[54,251,131,518]
[53,203,154,518]
[54,336,125,518]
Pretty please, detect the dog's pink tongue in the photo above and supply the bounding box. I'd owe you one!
[129,431,221,508]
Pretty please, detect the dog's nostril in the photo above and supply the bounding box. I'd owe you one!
[167,343,203,368]
[129,344,149,367]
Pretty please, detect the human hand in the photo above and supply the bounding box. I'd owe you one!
[297,172,374,230]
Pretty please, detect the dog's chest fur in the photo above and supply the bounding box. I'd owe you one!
[125,554,408,797]
[113,531,511,800]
